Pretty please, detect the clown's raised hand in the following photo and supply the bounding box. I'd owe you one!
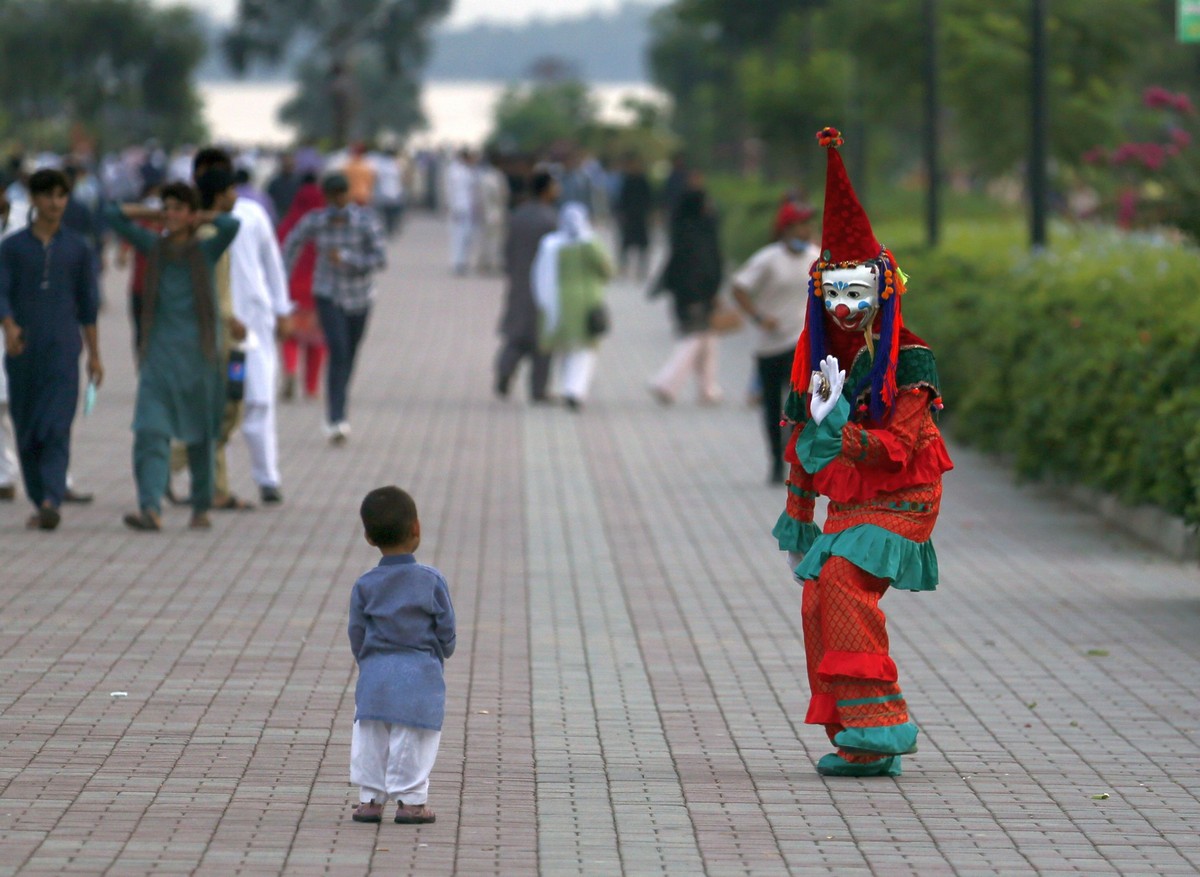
[808,355,844,424]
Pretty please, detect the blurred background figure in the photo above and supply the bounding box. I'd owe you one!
[281,172,386,445]
[373,147,406,238]
[731,200,819,483]
[444,148,477,275]
[495,169,558,402]
[277,176,328,402]
[558,147,597,217]
[0,185,24,503]
[267,152,303,224]
[62,162,106,285]
[344,143,376,209]
[474,151,509,273]
[648,178,724,406]
[614,152,653,280]
[235,166,278,226]
[532,202,613,411]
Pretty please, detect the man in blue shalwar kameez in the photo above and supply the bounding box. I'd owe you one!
[0,169,103,530]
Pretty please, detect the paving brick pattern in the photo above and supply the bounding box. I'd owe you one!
[1,215,1198,875]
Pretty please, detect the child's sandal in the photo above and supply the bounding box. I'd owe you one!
[394,802,436,824]
[352,800,383,823]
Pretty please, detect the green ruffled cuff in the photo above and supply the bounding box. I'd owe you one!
[772,511,821,554]
[796,395,849,473]
[794,524,939,591]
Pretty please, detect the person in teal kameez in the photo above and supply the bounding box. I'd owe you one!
[105,182,240,531]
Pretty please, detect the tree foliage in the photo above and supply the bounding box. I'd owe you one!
[225,0,450,146]
[649,0,1180,182]
[0,0,207,149]
[484,78,678,167]
[279,54,426,146]
[646,6,739,168]
[488,81,599,155]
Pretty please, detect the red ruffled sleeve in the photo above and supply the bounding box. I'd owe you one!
[813,387,953,504]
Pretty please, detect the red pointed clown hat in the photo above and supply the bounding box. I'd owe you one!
[792,126,908,421]
[816,126,880,265]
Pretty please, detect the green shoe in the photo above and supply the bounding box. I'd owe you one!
[816,753,902,777]
[834,721,919,755]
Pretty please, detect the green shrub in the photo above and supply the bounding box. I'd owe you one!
[903,224,1200,522]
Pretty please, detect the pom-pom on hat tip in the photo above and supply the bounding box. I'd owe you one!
[817,127,844,148]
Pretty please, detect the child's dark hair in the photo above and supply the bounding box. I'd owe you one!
[28,168,70,197]
[360,486,418,547]
[160,181,200,211]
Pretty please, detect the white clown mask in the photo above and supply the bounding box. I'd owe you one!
[821,263,879,333]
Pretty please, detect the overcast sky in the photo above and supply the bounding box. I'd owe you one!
[158,0,664,28]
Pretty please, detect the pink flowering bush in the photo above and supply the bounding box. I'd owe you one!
[1083,86,1200,237]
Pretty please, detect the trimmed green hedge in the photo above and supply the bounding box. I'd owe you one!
[898,225,1200,523]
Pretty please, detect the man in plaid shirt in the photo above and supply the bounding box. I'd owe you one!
[282,173,386,444]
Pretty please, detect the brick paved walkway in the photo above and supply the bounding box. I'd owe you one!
[2,215,1199,876]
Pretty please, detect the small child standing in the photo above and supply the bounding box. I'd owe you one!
[348,487,456,824]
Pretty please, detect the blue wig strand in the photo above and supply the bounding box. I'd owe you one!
[866,290,899,421]
[845,258,897,421]
[806,284,827,375]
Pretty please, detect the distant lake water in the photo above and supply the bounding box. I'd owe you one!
[198,80,666,147]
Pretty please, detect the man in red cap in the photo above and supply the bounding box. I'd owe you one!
[732,199,819,483]
[773,128,953,777]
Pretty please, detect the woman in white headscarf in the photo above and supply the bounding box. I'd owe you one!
[532,202,613,410]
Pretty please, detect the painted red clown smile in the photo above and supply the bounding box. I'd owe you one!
[832,305,871,331]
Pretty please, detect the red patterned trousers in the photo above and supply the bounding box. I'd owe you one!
[801,556,910,763]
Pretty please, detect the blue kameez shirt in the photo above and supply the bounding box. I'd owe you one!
[0,225,98,358]
[348,554,456,730]
[0,226,98,444]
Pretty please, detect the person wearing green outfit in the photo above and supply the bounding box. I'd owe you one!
[105,182,241,531]
[531,202,613,411]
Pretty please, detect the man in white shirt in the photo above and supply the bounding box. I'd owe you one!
[195,148,293,505]
[444,149,477,275]
[732,201,820,484]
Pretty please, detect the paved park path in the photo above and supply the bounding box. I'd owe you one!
[2,215,1199,876]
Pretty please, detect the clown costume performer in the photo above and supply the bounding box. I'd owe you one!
[773,128,953,777]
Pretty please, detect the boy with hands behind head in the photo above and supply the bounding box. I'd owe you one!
[349,487,456,824]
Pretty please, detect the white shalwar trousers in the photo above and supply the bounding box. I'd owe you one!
[238,327,282,488]
[651,331,721,401]
[350,720,441,805]
[240,401,281,489]
[0,403,18,489]
[558,348,597,401]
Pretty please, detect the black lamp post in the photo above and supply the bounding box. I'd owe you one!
[923,0,940,248]
[1030,0,1049,249]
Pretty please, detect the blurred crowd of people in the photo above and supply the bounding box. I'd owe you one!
[0,134,821,532]
[0,141,398,530]
[485,145,821,485]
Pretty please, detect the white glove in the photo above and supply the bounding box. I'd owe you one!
[808,355,845,424]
